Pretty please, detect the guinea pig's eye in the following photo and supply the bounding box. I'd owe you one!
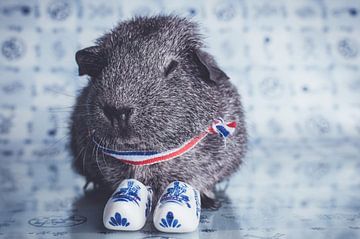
[164,60,179,77]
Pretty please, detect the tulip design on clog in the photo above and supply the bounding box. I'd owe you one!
[159,211,181,228]
[103,179,153,231]
[153,181,201,233]
[108,212,130,227]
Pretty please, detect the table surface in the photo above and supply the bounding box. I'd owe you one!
[0,139,360,239]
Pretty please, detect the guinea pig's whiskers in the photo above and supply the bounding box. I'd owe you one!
[48,104,97,114]
[94,137,106,178]
[52,125,72,130]
[71,137,88,174]
[48,109,73,113]
[37,134,69,160]
[81,138,93,175]
[46,88,77,98]
[71,113,98,118]
[101,137,109,168]
[47,134,68,149]
[99,137,109,171]
[90,140,98,173]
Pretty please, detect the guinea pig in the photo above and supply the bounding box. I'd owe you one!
[70,15,247,209]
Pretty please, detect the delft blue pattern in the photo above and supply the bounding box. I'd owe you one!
[159,211,181,228]
[112,181,141,206]
[108,212,130,227]
[160,181,191,208]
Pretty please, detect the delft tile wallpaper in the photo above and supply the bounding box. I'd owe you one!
[0,0,360,239]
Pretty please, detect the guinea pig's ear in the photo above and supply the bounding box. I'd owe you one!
[193,49,229,85]
[75,46,107,77]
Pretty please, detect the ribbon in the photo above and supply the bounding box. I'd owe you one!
[93,118,236,166]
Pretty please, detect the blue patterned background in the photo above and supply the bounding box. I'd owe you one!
[1,0,360,149]
[0,0,360,238]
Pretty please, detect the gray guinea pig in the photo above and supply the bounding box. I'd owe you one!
[70,15,247,208]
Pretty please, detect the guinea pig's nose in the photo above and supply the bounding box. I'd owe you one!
[103,105,133,129]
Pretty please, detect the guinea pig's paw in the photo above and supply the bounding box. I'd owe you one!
[103,179,153,231]
[153,181,201,233]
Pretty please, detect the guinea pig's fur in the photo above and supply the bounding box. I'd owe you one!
[70,15,247,208]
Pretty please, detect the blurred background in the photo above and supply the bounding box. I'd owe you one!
[0,0,359,238]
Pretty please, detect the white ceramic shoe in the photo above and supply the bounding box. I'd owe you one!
[153,181,201,233]
[103,179,153,231]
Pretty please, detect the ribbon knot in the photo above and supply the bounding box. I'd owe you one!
[208,118,237,138]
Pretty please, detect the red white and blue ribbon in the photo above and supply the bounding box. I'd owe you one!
[93,118,236,166]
